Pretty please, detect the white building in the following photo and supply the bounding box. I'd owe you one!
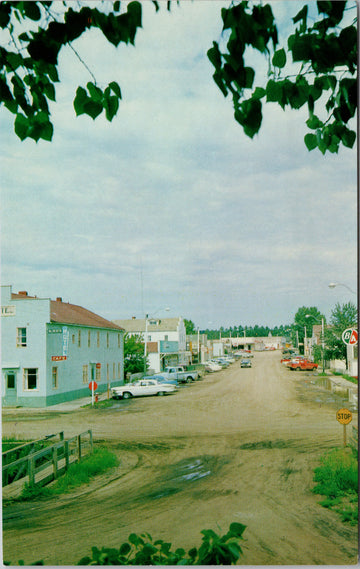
[112,316,188,373]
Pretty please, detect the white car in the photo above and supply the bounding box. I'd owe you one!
[205,361,222,372]
[111,379,177,399]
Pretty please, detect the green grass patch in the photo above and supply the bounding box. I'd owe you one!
[81,399,116,409]
[19,446,119,501]
[341,374,357,384]
[312,447,358,525]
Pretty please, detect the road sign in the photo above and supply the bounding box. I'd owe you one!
[342,328,358,346]
[89,381,98,391]
[336,408,352,425]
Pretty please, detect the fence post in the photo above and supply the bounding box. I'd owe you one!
[65,441,69,470]
[59,431,64,441]
[89,430,93,455]
[52,446,58,480]
[78,434,82,461]
[28,456,35,486]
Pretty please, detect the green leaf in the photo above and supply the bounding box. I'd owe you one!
[252,86,266,100]
[109,81,122,98]
[293,5,308,26]
[266,79,284,106]
[14,113,29,140]
[23,2,42,21]
[229,522,247,537]
[207,42,222,70]
[73,86,88,116]
[272,48,286,68]
[104,95,119,121]
[87,81,103,102]
[341,128,356,149]
[304,133,317,151]
[119,542,131,555]
[306,115,323,130]
[83,100,103,120]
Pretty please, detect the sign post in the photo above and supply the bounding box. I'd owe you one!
[89,381,98,406]
[336,408,352,447]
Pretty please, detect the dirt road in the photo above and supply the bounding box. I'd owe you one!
[2,351,358,565]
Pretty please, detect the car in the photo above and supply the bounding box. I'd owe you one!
[286,359,318,371]
[144,374,178,386]
[240,358,252,368]
[111,379,177,399]
[205,361,222,372]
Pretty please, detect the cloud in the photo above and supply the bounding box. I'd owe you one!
[1,1,357,329]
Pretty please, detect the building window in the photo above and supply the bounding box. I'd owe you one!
[118,363,121,378]
[72,334,75,344]
[88,330,91,348]
[52,367,58,389]
[16,327,27,347]
[164,335,168,341]
[24,368,38,390]
[107,332,109,348]
[106,363,109,380]
[7,372,16,389]
[96,366,101,381]
[83,365,89,384]
[78,330,81,347]
[113,362,116,379]
[97,331,100,347]
[118,333,121,348]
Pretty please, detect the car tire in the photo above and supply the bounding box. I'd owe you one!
[157,391,165,396]
[296,367,301,371]
[186,376,193,382]
[122,392,132,399]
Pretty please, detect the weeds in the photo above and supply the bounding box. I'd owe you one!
[312,447,358,525]
[19,447,118,501]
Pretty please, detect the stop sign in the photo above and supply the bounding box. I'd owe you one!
[89,381,98,391]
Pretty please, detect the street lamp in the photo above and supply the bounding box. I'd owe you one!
[306,314,325,373]
[144,307,170,374]
[328,282,356,295]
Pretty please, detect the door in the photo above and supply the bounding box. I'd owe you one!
[4,371,17,405]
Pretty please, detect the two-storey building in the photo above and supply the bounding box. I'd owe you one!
[113,316,188,373]
[1,286,125,407]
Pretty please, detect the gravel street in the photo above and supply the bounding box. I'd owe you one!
[2,351,358,565]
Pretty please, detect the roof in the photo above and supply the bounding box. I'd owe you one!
[11,291,123,331]
[50,301,124,330]
[113,317,181,333]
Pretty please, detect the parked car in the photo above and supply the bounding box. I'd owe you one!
[205,361,222,372]
[111,379,177,399]
[144,374,178,386]
[240,358,252,368]
[162,366,199,383]
[286,359,318,371]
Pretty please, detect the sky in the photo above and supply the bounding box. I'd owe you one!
[1,1,357,330]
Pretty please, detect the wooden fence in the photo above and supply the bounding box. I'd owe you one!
[2,430,93,490]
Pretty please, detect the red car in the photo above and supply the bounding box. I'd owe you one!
[286,359,318,371]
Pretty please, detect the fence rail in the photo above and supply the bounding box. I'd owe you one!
[2,430,93,490]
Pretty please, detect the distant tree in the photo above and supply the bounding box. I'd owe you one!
[324,301,357,364]
[124,333,146,376]
[293,306,326,354]
[184,319,196,335]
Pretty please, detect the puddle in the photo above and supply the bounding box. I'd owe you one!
[297,375,358,411]
[169,457,213,482]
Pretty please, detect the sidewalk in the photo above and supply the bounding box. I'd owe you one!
[2,392,110,414]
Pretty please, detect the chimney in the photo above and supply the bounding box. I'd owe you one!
[56,297,62,302]
[18,291,28,296]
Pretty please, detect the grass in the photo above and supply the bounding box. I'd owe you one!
[81,399,116,409]
[312,447,358,525]
[19,446,119,500]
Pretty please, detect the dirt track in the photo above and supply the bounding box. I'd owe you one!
[2,351,358,565]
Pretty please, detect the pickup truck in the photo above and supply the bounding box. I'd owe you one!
[162,366,199,383]
[286,359,318,371]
